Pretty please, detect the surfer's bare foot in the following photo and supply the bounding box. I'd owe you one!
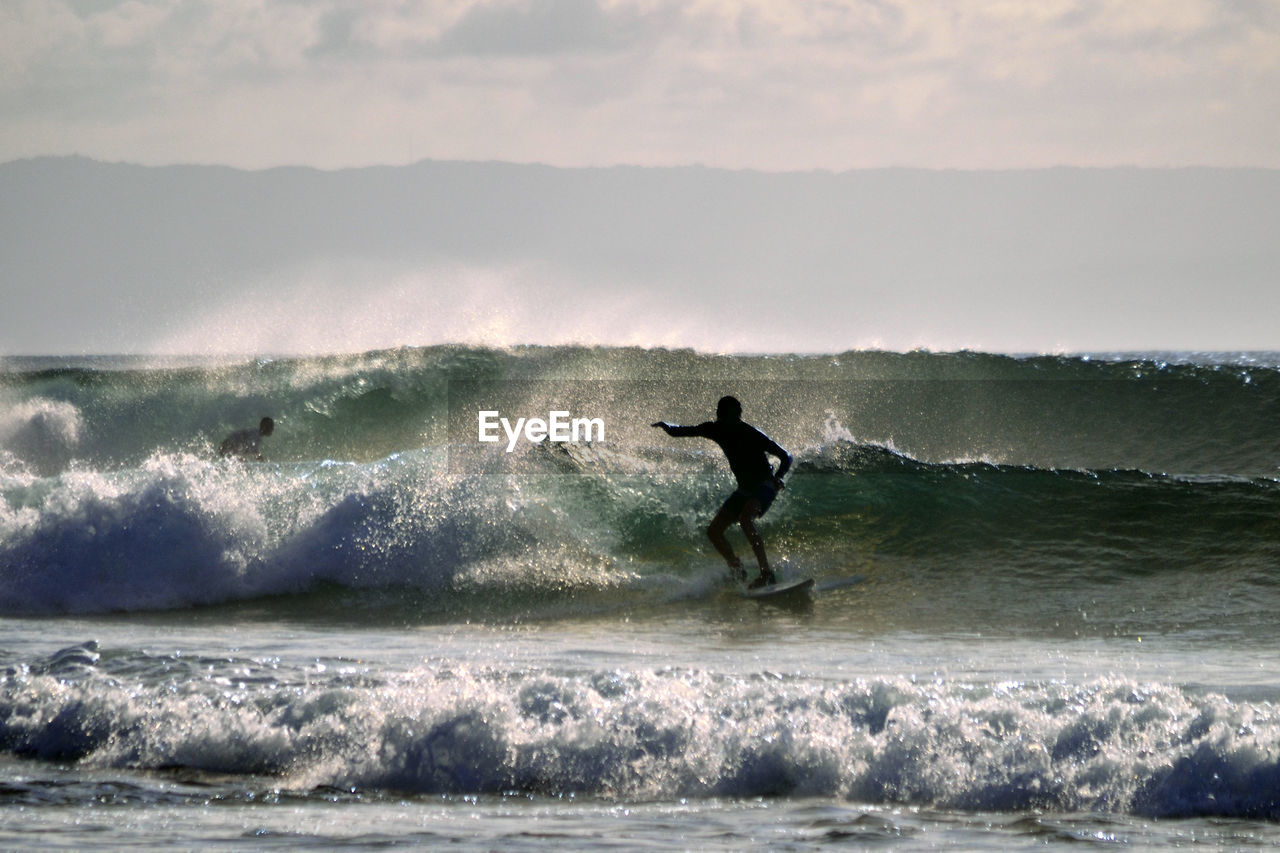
[748,570,776,589]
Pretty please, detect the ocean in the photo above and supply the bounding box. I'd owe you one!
[3,345,1280,849]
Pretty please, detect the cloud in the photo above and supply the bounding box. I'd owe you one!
[427,0,667,57]
[1,0,1278,169]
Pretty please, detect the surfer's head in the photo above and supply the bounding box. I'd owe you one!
[716,395,742,422]
[259,417,275,436]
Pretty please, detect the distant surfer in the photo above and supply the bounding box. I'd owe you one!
[218,416,274,461]
[652,396,792,588]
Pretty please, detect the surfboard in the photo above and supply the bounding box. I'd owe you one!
[743,576,815,600]
[815,574,864,592]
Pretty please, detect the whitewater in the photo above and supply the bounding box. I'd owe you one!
[4,345,1280,849]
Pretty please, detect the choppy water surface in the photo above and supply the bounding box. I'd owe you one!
[4,346,1280,848]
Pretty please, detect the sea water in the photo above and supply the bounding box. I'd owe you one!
[3,346,1280,849]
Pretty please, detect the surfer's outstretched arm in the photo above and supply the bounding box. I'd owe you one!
[652,421,708,438]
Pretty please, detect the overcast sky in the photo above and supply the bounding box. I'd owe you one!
[4,0,1279,171]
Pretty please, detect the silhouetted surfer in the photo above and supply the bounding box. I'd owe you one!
[653,396,792,588]
[218,416,274,461]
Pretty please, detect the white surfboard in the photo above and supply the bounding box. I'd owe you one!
[743,576,815,600]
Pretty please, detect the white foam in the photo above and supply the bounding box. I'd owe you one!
[5,658,1279,818]
[0,398,83,477]
[0,449,681,614]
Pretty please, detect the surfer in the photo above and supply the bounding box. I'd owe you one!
[218,416,274,461]
[652,396,792,588]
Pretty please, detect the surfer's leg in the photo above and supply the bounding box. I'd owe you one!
[707,505,744,579]
[738,500,775,586]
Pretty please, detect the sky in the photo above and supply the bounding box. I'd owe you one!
[3,0,1280,355]
[4,0,1279,171]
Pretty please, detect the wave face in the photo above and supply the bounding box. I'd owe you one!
[3,346,1280,621]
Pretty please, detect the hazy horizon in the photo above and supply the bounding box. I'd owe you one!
[15,152,1280,177]
[4,156,1279,356]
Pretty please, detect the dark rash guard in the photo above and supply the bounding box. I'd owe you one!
[664,419,791,489]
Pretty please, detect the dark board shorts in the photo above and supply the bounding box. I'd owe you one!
[720,479,779,520]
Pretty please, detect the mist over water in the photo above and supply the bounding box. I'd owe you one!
[9,159,1280,357]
